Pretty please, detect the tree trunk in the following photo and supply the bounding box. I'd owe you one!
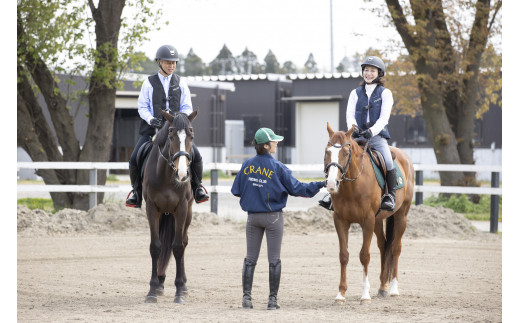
[384,0,499,190]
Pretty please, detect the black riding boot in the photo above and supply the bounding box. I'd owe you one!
[318,193,334,211]
[381,168,397,211]
[242,258,256,309]
[125,164,141,208]
[267,260,281,310]
[190,159,209,203]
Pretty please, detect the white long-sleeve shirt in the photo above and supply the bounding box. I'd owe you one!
[137,72,193,125]
[346,83,394,136]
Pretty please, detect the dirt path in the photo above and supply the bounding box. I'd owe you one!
[17,204,501,322]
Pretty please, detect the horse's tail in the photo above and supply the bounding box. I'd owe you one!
[382,215,395,284]
[157,213,175,273]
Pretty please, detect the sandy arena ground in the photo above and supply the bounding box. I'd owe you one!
[17,203,502,322]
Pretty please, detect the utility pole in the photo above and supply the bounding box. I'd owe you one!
[330,0,334,73]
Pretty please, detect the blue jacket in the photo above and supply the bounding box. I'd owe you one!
[231,154,324,213]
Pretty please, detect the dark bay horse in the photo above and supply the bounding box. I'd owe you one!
[142,110,197,303]
[324,123,414,304]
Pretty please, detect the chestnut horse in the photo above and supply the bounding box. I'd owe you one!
[324,123,414,304]
[142,110,197,303]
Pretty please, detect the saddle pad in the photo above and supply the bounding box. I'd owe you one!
[370,159,405,191]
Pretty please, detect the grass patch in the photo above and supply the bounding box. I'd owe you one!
[423,194,502,221]
[17,198,55,213]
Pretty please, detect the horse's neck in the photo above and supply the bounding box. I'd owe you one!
[345,143,366,177]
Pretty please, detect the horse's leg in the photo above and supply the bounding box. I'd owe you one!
[145,205,161,303]
[172,203,188,304]
[359,215,375,305]
[373,218,389,298]
[179,203,192,296]
[389,206,409,297]
[333,215,350,304]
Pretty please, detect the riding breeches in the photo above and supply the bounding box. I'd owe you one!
[245,212,284,264]
[367,135,394,171]
[129,135,151,167]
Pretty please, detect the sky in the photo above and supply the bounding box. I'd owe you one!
[140,0,402,73]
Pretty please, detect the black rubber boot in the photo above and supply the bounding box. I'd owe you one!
[125,164,141,208]
[190,159,209,203]
[242,258,256,309]
[267,260,281,310]
[381,168,396,211]
[318,193,334,211]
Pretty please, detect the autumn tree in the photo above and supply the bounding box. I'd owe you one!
[379,0,502,187]
[17,0,163,210]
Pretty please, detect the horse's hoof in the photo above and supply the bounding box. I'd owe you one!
[377,289,388,298]
[333,299,346,306]
[174,295,185,304]
[145,295,157,303]
[390,293,400,297]
[360,298,371,305]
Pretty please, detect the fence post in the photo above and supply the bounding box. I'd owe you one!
[89,169,97,210]
[415,170,423,205]
[490,171,499,233]
[210,168,218,214]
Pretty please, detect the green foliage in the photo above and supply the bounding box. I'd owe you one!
[17,198,56,213]
[424,194,502,221]
[264,50,281,74]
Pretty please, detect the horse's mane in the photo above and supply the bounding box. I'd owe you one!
[154,113,191,147]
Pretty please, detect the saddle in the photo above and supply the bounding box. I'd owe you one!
[355,138,403,193]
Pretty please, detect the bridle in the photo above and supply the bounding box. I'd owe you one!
[158,124,192,173]
[324,139,369,182]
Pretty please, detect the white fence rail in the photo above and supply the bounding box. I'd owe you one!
[17,162,502,232]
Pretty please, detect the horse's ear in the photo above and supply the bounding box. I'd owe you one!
[327,122,334,138]
[161,110,174,123]
[345,126,354,138]
[188,109,198,123]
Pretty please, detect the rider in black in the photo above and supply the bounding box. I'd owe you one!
[125,44,209,208]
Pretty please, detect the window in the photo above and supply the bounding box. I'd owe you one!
[242,115,262,146]
[405,116,427,144]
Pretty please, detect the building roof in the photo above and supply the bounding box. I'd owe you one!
[287,72,361,80]
[186,73,290,83]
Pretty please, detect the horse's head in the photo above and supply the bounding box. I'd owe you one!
[160,109,198,183]
[323,123,357,193]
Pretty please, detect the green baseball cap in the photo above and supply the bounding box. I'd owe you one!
[254,128,284,144]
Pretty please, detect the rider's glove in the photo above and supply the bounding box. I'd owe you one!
[150,117,162,129]
[360,129,373,140]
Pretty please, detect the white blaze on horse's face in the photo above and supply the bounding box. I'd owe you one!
[177,129,188,179]
[326,145,341,192]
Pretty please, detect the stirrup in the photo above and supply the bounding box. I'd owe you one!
[194,186,209,204]
[380,194,395,211]
[125,190,141,208]
[318,194,333,211]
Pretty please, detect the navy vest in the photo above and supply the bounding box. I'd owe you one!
[354,85,390,139]
[138,73,182,136]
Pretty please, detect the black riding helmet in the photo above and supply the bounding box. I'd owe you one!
[361,56,385,78]
[155,45,179,76]
[155,45,179,62]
